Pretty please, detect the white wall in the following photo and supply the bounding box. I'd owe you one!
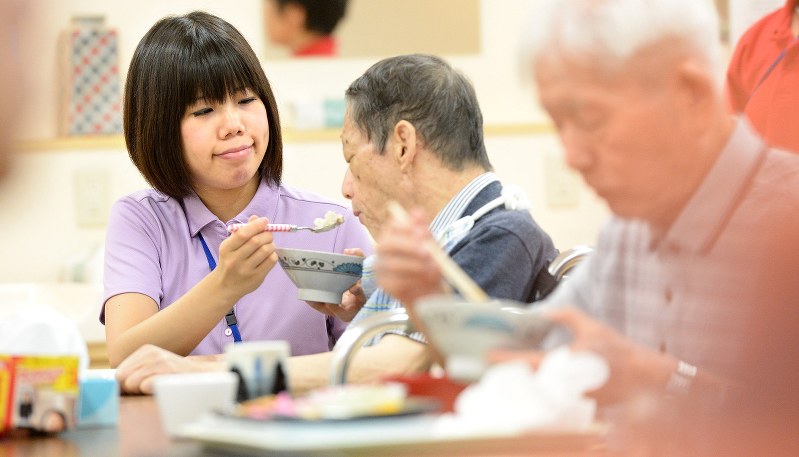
[1,0,608,282]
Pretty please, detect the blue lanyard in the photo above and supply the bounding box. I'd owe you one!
[198,232,242,343]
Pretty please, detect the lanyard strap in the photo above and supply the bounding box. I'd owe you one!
[198,232,242,343]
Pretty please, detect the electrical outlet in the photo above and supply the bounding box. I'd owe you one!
[74,169,111,227]
[545,149,579,208]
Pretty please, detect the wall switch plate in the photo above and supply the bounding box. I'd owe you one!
[545,149,580,208]
[74,169,111,227]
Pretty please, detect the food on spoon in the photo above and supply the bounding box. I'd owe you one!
[313,211,345,232]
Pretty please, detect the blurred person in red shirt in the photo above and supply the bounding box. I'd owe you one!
[726,0,799,152]
[264,0,348,57]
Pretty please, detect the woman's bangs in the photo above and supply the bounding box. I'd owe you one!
[181,47,257,107]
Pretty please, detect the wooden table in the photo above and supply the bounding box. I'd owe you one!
[0,396,607,457]
[0,395,202,457]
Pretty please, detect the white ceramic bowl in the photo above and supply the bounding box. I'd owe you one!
[276,248,364,304]
[415,296,553,381]
[152,371,238,436]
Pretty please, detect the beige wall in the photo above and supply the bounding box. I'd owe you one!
[1,0,608,283]
[264,0,482,59]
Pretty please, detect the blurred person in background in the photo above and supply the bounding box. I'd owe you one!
[0,0,28,177]
[726,0,799,152]
[376,0,799,454]
[263,0,348,57]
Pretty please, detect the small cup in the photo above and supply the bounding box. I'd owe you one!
[152,371,238,436]
[225,340,290,401]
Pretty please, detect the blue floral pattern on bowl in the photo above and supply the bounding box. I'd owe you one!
[278,255,362,276]
[333,262,363,275]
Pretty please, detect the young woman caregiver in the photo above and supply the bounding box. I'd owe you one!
[101,11,372,367]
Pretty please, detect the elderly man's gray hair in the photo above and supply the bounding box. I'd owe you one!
[345,54,492,172]
[521,0,724,90]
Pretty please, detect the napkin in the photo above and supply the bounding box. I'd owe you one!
[434,346,609,437]
[0,302,89,373]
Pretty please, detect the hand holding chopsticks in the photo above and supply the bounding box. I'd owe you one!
[386,201,489,303]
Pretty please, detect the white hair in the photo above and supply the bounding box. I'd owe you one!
[521,0,724,89]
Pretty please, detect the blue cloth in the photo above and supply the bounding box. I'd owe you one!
[447,183,557,304]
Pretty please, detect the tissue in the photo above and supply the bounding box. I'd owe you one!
[77,369,119,428]
[0,302,90,434]
[434,347,609,437]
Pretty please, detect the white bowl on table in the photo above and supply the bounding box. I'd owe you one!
[415,296,553,382]
[276,248,364,304]
[152,371,238,436]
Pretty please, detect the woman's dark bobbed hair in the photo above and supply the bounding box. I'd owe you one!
[124,11,283,198]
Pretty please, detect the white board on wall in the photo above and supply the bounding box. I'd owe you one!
[728,0,785,44]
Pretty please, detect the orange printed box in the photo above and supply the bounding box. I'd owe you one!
[0,355,79,435]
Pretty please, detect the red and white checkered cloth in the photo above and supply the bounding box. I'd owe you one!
[59,19,122,136]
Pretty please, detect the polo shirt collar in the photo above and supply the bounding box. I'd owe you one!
[183,178,280,236]
[770,0,797,43]
[658,118,767,255]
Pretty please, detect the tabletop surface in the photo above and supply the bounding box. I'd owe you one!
[0,395,608,457]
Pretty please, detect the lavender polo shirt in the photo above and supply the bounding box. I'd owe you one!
[101,179,373,356]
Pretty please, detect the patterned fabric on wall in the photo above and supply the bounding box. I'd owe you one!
[60,19,122,135]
